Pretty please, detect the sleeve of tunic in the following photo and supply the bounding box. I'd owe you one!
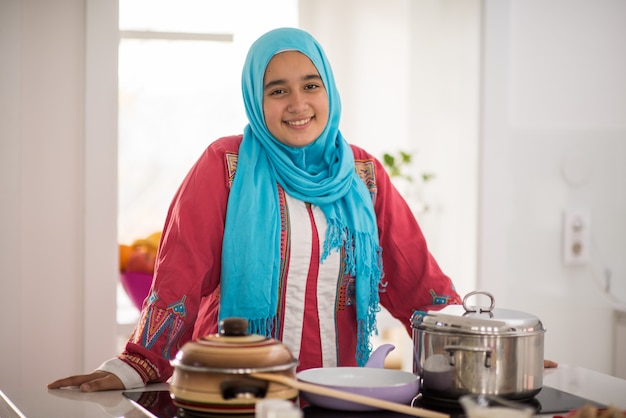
[350,145,462,335]
[117,135,242,384]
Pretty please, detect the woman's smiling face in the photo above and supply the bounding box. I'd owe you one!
[262,51,329,148]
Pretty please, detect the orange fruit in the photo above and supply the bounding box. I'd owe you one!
[131,231,162,257]
[125,248,157,274]
[119,244,134,272]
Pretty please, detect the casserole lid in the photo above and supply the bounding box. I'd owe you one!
[411,291,545,336]
[171,317,297,373]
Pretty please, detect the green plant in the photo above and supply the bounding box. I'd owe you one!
[382,151,435,184]
[381,150,435,213]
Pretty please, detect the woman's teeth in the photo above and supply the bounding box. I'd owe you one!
[287,117,311,126]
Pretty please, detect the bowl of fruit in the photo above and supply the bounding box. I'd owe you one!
[119,231,161,310]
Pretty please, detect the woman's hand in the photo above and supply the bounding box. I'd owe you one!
[544,359,558,368]
[48,371,124,392]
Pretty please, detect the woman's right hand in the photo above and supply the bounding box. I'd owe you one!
[47,371,124,392]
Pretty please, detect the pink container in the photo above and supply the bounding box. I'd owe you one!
[120,271,153,310]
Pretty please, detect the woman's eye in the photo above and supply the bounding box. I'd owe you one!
[269,88,286,96]
[305,83,320,90]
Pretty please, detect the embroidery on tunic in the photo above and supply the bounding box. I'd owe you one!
[225,152,238,188]
[131,295,188,359]
[336,276,356,311]
[410,310,427,324]
[119,352,160,382]
[344,279,357,307]
[147,289,158,305]
[168,296,187,317]
[278,186,289,281]
[337,282,348,311]
[276,186,289,340]
[337,247,357,311]
[354,160,377,201]
[429,289,453,305]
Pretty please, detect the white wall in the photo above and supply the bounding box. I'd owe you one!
[480,0,626,374]
[0,0,118,394]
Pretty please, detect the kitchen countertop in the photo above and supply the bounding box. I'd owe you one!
[1,365,625,418]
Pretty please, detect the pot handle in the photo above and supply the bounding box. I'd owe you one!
[462,290,495,314]
[220,377,268,400]
[444,345,493,368]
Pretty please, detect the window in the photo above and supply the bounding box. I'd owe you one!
[117,0,298,323]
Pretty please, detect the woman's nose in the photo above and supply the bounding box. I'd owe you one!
[287,90,307,113]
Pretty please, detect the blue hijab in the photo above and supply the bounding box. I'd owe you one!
[219,27,382,366]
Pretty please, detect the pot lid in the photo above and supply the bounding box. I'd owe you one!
[411,291,545,336]
[171,317,297,373]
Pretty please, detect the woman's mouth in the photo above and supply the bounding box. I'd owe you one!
[286,117,313,127]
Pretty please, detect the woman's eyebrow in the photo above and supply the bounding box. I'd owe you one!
[302,74,322,82]
[263,74,322,91]
[263,78,287,91]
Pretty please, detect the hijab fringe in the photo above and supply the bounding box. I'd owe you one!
[247,316,278,338]
[321,218,347,263]
[355,230,383,366]
[323,218,383,366]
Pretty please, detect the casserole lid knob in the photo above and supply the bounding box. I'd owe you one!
[219,317,251,337]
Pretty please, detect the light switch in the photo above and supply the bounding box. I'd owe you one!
[562,208,590,266]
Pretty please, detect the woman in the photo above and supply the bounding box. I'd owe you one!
[48,27,461,392]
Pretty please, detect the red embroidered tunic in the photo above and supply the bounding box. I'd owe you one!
[115,135,461,385]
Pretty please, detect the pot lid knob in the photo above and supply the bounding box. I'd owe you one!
[219,317,249,337]
[463,290,496,314]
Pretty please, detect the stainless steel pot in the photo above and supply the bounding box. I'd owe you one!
[411,291,545,400]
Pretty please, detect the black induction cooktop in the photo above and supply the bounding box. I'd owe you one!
[410,386,605,418]
[123,386,606,418]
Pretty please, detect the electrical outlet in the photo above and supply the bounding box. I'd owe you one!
[563,208,590,266]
